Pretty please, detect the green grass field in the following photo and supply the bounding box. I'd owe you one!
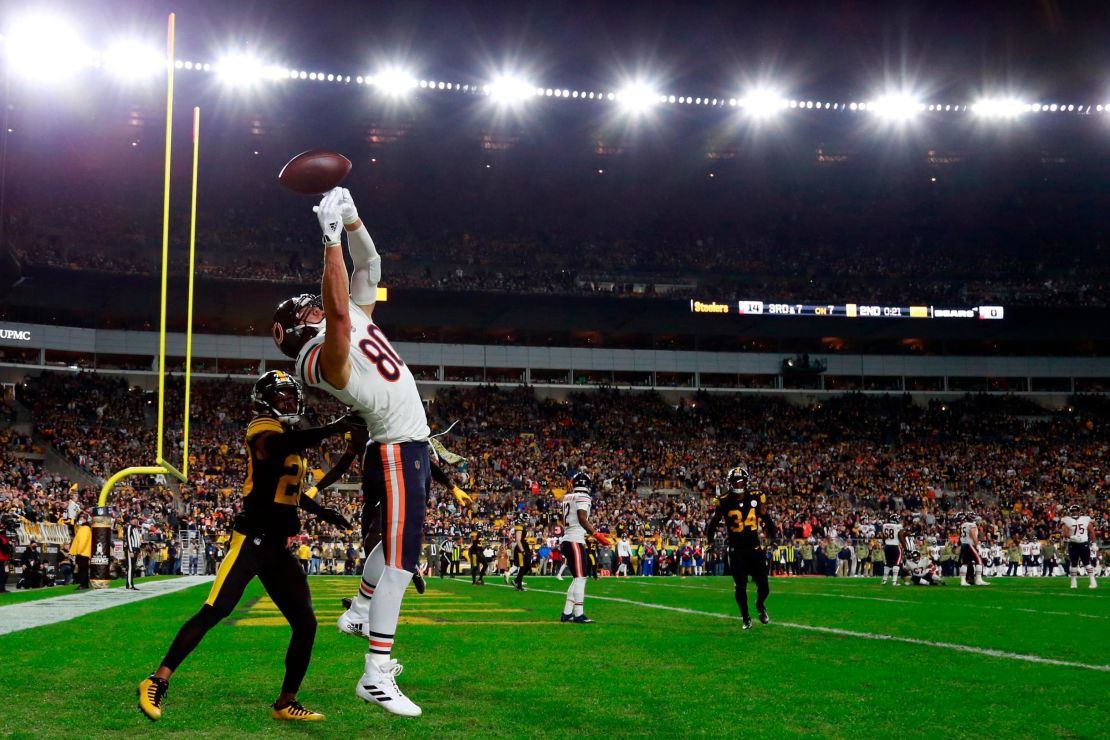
[2,574,1107,738]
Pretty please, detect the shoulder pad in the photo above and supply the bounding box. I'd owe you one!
[247,417,283,439]
[296,336,327,387]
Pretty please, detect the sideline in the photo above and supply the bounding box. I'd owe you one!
[487,582,1110,673]
[0,576,214,636]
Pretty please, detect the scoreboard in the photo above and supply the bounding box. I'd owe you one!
[691,299,1004,320]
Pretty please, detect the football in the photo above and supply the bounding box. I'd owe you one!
[278,150,353,194]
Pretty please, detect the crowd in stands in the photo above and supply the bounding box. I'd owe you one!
[7,181,1110,309]
[3,371,1107,590]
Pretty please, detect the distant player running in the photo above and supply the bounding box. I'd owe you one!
[958,513,991,586]
[1061,504,1098,589]
[558,472,611,623]
[706,466,776,630]
[137,372,352,722]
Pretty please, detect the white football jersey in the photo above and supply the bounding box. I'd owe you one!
[1062,515,1091,543]
[1020,542,1033,556]
[959,522,977,545]
[907,557,932,578]
[296,299,429,444]
[560,489,592,544]
[881,522,903,547]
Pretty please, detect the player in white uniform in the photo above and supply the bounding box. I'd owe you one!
[1060,505,1098,589]
[558,472,611,623]
[272,188,468,717]
[879,515,910,586]
[905,550,944,585]
[958,513,990,586]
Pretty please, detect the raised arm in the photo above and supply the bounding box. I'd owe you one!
[315,189,352,389]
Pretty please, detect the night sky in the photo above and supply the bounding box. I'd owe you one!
[10,0,1110,101]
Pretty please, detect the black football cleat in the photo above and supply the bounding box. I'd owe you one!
[560,612,573,622]
[758,609,770,625]
[742,618,753,630]
[412,571,426,594]
[571,614,594,623]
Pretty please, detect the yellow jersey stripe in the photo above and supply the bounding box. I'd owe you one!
[247,418,283,438]
[205,532,246,607]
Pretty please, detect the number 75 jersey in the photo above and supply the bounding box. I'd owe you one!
[712,490,768,549]
[296,299,430,444]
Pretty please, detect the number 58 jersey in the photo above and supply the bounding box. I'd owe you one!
[296,299,430,444]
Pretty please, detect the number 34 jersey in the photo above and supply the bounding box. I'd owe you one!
[297,299,429,444]
[712,490,768,550]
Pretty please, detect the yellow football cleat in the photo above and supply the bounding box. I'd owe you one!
[272,700,325,721]
[137,675,169,721]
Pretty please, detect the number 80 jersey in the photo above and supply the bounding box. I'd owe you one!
[296,299,430,444]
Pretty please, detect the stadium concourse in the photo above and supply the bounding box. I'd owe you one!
[2,374,1106,587]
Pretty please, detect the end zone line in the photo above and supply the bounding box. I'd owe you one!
[0,576,214,636]
[486,583,1110,673]
[629,579,1110,619]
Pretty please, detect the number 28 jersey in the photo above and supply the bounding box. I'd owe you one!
[297,299,429,444]
[712,490,768,549]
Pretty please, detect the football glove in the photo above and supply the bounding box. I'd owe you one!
[317,507,352,530]
[336,187,359,225]
[313,189,344,245]
[593,532,612,547]
[451,485,473,507]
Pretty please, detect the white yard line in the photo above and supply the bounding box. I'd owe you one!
[487,582,1110,673]
[0,576,214,636]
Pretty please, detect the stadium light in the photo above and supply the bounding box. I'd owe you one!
[615,82,659,114]
[870,93,924,121]
[487,75,535,105]
[215,54,283,87]
[972,97,1026,118]
[740,88,788,117]
[371,67,418,96]
[4,12,92,82]
[103,41,163,81]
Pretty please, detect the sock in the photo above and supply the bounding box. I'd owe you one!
[352,543,385,617]
[571,577,587,616]
[563,580,575,615]
[557,563,567,577]
[366,565,411,669]
[975,564,983,579]
[882,566,890,580]
[891,566,900,580]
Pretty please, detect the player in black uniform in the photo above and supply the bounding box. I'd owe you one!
[706,466,776,630]
[512,515,532,591]
[138,371,353,723]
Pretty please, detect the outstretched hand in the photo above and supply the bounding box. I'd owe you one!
[313,189,344,245]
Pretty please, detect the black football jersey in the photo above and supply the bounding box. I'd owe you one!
[712,490,769,549]
[237,416,308,539]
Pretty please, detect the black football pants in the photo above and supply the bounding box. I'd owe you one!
[729,545,770,620]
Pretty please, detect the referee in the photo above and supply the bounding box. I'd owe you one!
[124,515,142,590]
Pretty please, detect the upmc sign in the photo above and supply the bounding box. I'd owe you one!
[0,327,32,341]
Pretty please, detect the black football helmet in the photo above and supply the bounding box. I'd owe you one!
[272,293,325,359]
[910,550,921,560]
[1067,504,1082,517]
[252,370,305,423]
[726,466,749,494]
[571,471,592,490]
[888,514,901,524]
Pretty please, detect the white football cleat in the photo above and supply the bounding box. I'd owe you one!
[974,577,991,586]
[337,609,370,639]
[356,657,422,717]
[959,579,971,586]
